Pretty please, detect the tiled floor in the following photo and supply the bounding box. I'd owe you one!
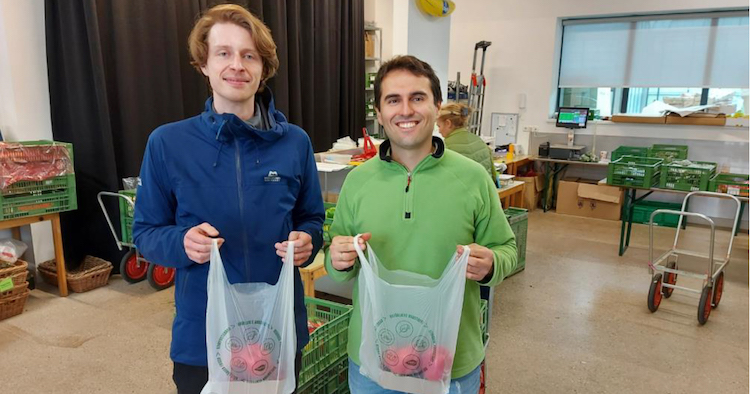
[1,210,747,393]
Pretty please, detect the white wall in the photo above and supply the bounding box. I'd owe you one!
[365,0,452,102]
[448,0,749,151]
[0,0,56,265]
[448,0,749,228]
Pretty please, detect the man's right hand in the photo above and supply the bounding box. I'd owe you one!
[329,233,371,271]
[184,223,224,264]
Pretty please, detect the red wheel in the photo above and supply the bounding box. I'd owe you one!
[662,262,678,299]
[712,272,724,309]
[647,273,663,312]
[119,250,148,283]
[147,264,175,290]
[698,285,712,325]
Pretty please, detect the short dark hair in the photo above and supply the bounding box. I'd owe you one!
[374,55,442,110]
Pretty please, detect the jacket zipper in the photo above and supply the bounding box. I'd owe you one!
[235,140,250,276]
[404,172,413,219]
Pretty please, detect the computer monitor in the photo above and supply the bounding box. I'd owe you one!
[556,107,589,129]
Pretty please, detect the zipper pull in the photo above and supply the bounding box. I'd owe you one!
[405,173,412,193]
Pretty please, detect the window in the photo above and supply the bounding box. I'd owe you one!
[556,11,749,116]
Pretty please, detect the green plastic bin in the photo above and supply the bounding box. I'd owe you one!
[659,161,716,191]
[607,156,662,189]
[0,141,77,220]
[504,207,528,277]
[297,354,349,394]
[300,297,352,387]
[323,202,336,245]
[611,146,649,162]
[708,173,749,197]
[649,144,688,163]
[632,200,683,228]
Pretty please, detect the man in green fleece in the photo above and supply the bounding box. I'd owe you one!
[325,55,517,394]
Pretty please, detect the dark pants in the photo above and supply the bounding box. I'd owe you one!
[173,351,302,394]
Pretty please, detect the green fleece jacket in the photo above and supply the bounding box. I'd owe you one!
[444,127,498,184]
[324,138,517,379]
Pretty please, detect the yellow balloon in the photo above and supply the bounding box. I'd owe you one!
[416,0,455,17]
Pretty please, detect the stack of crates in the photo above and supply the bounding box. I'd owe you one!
[299,297,352,394]
[659,161,716,191]
[0,141,77,220]
[505,207,528,277]
[607,155,663,189]
[119,189,137,244]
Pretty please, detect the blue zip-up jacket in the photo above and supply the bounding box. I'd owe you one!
[132,91,325,367]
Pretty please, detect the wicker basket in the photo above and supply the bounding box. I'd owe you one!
[0,281,28,299]
[38,255,113,293]
[0,259,28,281]
[0,288,29,320]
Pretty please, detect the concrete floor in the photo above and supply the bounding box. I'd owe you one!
[0,211,747,393]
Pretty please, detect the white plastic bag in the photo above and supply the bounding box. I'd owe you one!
[354,235,470,394]
[0,238,27,263]
[201,240,296,394]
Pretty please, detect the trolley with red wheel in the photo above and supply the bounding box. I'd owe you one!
[646,191,741,325]
[97,190,175,290]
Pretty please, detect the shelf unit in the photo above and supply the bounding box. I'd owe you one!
[365,26,383,138]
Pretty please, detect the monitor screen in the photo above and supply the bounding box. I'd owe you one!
[556,107,589,129]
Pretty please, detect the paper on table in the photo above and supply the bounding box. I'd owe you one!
[640,101,721,117]
[316,162,349,172]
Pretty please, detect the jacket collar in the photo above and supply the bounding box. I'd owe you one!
[200,88,286,143]
[379,136,445,162]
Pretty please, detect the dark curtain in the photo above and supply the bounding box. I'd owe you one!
[45,0,364,268]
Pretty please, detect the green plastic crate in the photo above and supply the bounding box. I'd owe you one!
[607,156,663,189]
[632,200,682,228]
[659,161,716,191]
[297,354,349,394]
[0,190,77,220]
[300,297,352,387]
[0,141,77,219]
[611,146,649,162]
[708,173,749,197]
[323,202,336,245]
[649,144,688,163]
[504,207,528,277]
[118,189,137,244]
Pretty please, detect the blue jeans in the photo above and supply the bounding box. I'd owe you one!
[348,359,481,394]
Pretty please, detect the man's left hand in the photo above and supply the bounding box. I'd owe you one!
[275,231,314,266]
[456,243,494,282]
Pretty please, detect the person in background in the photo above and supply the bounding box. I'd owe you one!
[132,4,324,393]
[325,55,517,394]
[437,103,499,186]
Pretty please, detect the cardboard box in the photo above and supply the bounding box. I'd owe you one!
[516,174,544,211]
[323,191,339,203]
[365,32,375,58]
[611,115,667,124]
[665,112,726,126]
[556,179,623,220]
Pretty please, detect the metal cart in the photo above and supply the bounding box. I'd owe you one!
[646,191,741,325]
[97,191,175,290]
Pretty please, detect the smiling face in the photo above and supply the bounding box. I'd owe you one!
[376,69,441,155]
[200,22,263,114]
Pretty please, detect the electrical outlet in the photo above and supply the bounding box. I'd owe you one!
[522,125,539,133]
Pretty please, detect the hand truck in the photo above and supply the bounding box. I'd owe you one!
[97,191,175,290]
[646,191,741,325]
